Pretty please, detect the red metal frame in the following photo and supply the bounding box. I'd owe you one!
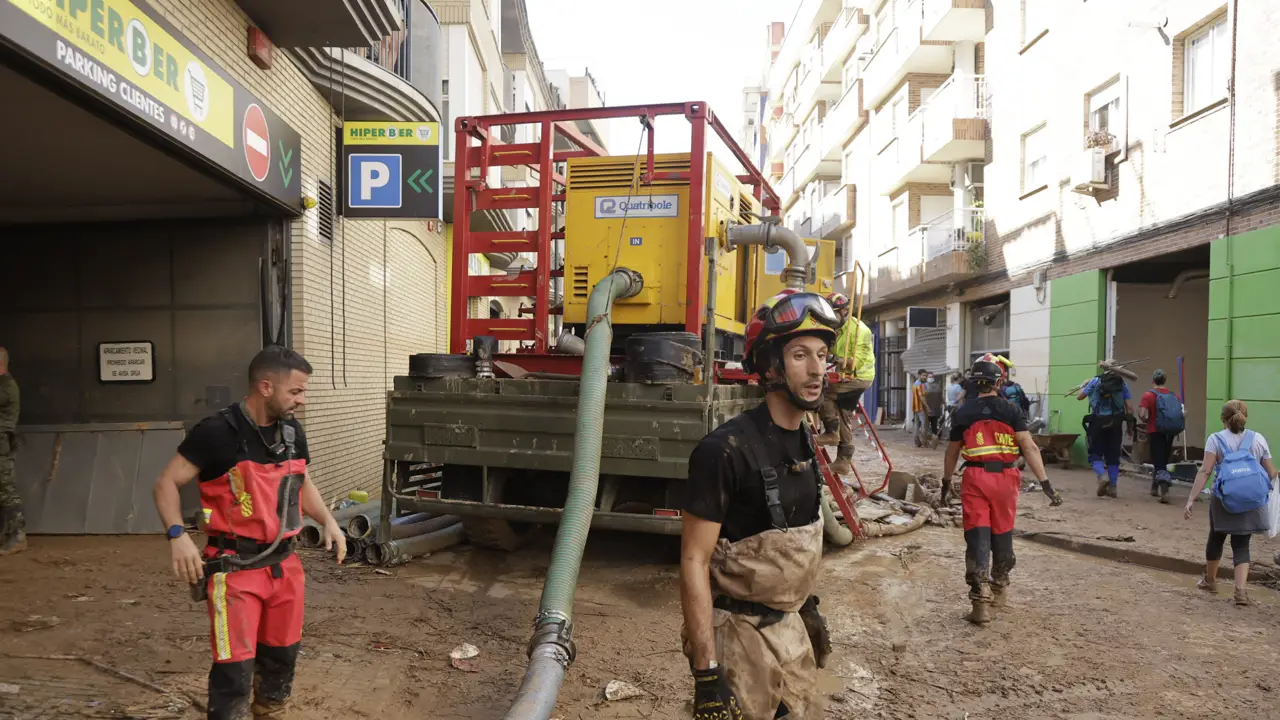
[449,101,781,355]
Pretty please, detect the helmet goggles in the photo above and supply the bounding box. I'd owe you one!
[764,292,842,335]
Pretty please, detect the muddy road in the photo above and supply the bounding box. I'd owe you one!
[3,523,1280,719]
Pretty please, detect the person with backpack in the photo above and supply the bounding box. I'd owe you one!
[1076,361,1134,498]
[1184,400,1278,606]
[1139,370,1184,504]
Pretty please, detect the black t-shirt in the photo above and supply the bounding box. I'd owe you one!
[949,394,1027,443]
[684,403,820,542]
[178,403,310,482]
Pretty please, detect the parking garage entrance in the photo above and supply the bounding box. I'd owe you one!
[0,2,303,533]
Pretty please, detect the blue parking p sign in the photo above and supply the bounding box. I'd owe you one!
[348,153,402,209]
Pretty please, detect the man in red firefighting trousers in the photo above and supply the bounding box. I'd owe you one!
[153,346,347,718]
[941,358,1062,625]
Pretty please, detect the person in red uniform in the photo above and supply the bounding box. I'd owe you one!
[152,346,346,719]
[941,358,1061,625]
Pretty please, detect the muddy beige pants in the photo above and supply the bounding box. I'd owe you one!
[713,610,820,719]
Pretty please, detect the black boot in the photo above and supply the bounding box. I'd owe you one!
[990,532,1016,607]
[964,527,993,623]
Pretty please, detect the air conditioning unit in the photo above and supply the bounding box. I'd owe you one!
[1071,147,1109,194]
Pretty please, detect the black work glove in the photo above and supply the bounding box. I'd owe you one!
[939,480,952,506]
[1041,480,1063,507]
[799,595,833,668]
[693,665,744,720]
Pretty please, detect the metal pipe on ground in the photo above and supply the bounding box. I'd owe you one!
[347,510,383,539]
[503,268,644,720]
[300,502,377,547]
[725,220,810,290]
[390,514,461,540]
[820,487,854,547]
[368,522,465,567]
[392,512,432,526]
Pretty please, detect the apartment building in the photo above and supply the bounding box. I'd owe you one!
[0,0,449,530]
[755,0,1280,459]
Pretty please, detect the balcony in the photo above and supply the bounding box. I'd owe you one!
[797,55,842,117]
[922,0,986,43]
[815,183,856,239]
[862,9,954,109]
[875,112,951,195]
[794,133,842,189]
[821,79,867,160]
[235,0,402,46]
[291,0,441,122]
[921,72,986,162]
[767,0,830,96]
[869,207,983,303]
[820,7,870,82]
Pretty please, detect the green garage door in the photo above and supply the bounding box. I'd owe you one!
[1047,271,1106,466]
[1208,227,1280,444]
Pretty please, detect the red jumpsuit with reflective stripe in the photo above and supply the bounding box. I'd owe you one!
[952,396,1024,601]
[192,407,307,719]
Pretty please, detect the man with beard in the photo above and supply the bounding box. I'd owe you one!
[153,346,346,719]
[680,290,838,719]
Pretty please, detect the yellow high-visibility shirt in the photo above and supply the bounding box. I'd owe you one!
[833,318,876,383]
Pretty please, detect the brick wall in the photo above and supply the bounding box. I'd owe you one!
[151,0,449,501]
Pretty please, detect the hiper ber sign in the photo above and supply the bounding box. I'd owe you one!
[341,122,442,219]
[0,0,303,211]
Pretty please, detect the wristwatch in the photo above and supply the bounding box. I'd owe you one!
[166,524,185,540]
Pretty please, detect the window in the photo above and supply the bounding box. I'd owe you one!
[1021,125,1048,193]
[1021,0,1050,46]
[1088,80,1123,153]
[1184,17,1229,114]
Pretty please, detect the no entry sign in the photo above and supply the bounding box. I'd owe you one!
[243,104,271,182]
[340,122,441,219]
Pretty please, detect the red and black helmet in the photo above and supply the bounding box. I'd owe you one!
[742,289,840,375]
[825,291,850,312]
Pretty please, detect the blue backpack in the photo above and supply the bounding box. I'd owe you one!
[1088,374,1126,418]
[1212,430,1271,514]
[1154,391,1185,433]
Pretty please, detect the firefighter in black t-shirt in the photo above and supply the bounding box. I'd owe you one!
[942,358,1062,625]
[152,346,346,719]
[681,289,841,719]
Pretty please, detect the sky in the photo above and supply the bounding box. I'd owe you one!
[525,0,798,172]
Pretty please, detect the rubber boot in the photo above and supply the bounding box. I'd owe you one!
[1106,483,1118,499]
[251,644,297,719]
[251,698,289,719]
[968,591,992,625]
[1096,477,1109,497]
[0,508,26,557]
[830,454,853,476]
[1158,483,1171,504]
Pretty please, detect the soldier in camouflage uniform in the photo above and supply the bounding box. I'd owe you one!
[0,347,24,556]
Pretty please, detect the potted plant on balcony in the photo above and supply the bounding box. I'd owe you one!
[965,200,986,271]
[1085,129,1116,151]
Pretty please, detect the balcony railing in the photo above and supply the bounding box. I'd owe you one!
[920,72,987,162]
[350,0,413,82]
[820,7,869,81]
[821,78,866,160]
[816,183,856,239]
[918,207,985,261]
[871,209,981,302]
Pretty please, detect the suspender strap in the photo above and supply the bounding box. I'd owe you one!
[735,416,792,531]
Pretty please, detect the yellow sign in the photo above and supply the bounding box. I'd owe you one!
[11,0,235,147]
[344,121,441,146]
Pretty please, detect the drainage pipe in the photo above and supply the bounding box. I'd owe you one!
[389,514,462,541]
[347,509,383,539]
[1167,269,1209,299]
[820,486,854,547]
[503,267,644,720]
[299,502,376,547]
[726,220,810,290]
[367,521,465,567]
